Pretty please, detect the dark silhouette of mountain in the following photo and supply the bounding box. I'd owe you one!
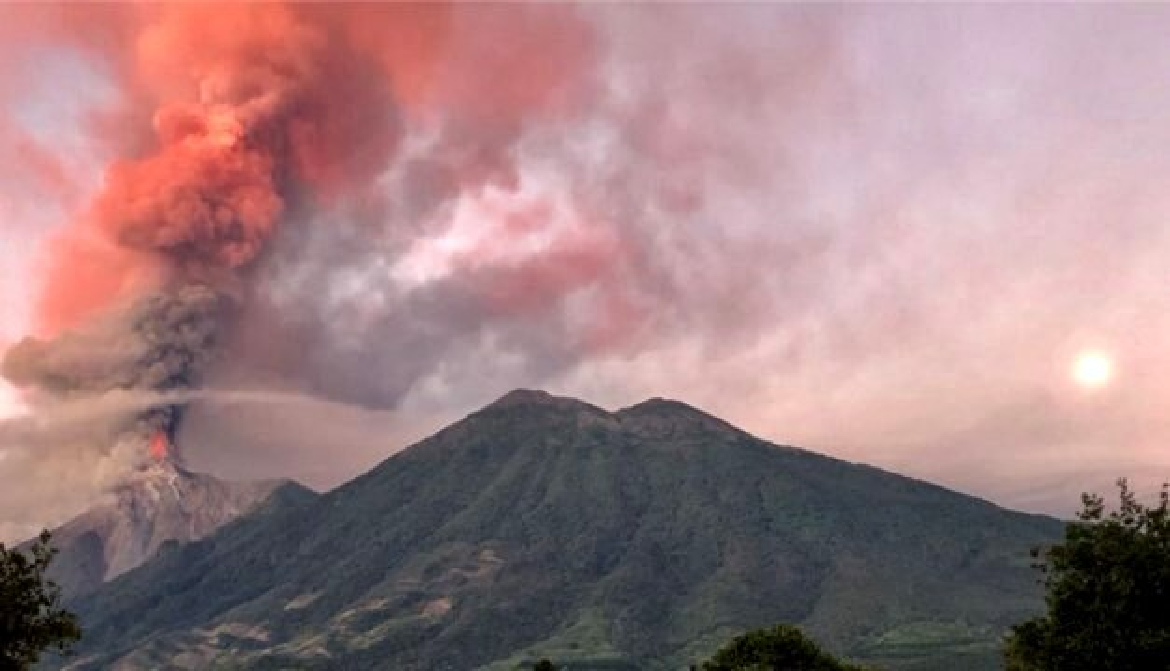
[59,390,1061,670]
[30,460,312,601]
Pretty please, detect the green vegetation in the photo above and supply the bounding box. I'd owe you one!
[700,624,866,670]
[1005,480,1170,670]
[1,530,81,669]
[59,391,1061,669]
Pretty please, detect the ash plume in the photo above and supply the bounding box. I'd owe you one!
[0,3,408,517]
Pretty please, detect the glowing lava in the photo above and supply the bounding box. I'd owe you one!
[149,432,170,461]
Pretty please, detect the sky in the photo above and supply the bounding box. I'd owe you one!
[2,4,1169,536]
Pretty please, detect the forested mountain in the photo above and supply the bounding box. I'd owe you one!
[60,390,1062,670]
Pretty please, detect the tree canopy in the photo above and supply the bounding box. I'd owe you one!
[0,530,82,669]
[1005,479,1170,671]
[700,624,866,670]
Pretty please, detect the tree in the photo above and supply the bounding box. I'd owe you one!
[532,660,558,671]
[0,530,82,669]
[700,624,866,670]
[1005,480,1170,671]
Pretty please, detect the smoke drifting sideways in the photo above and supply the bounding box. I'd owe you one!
[3,286,225,461]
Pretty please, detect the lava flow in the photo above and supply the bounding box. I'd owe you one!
[148,432,170,462]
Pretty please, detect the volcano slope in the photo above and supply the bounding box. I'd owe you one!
[61,390,1061,670]
[29,462,312,601]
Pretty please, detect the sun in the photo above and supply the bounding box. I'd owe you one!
[1071,350,1115,391]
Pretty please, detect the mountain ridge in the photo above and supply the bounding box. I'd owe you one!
[59,390,1062,670]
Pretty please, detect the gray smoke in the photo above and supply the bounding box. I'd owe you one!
[2,284,229,462]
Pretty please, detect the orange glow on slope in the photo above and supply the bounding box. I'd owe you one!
[148,431,169,461]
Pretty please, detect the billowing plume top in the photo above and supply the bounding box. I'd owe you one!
[37,3,406,333]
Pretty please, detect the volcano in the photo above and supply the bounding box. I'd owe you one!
[61,391,1061,670]
[31,459,312,600]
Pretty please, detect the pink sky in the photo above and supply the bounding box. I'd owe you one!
[2,5,1169,527]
